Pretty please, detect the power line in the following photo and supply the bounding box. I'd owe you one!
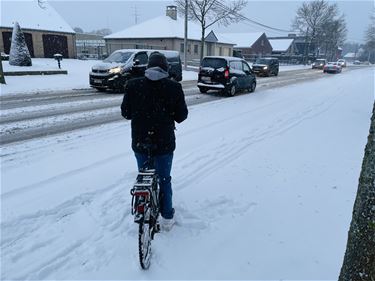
[213,1,295,34]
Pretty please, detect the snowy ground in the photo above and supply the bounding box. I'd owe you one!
[1,67,374,280]
[1,58,311,95]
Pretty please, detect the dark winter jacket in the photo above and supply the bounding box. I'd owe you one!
[121,75,188,155]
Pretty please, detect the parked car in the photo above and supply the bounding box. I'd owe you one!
[337,59,347,67]
[251,57,279,76]
[312,59,327,69]
[323,62,342,73]
[353,60,361,65]
[197,56,256,96]
[89,49,182,92]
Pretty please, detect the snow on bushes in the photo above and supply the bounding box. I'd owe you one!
[9,22,32,66]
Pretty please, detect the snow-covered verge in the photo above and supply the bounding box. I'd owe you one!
[1,58,198,95]
[1,68,374,280]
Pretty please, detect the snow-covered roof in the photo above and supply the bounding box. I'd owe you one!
[344,52,356,58]
[269,38,294,52]
[217,32,264,48]
[0,0,75,34]
[105,15,233,45]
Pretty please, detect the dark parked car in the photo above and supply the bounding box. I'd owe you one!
[89,49,182,92]
[252,57,279,76]
[197,56,256,96]
[312,58,327,69]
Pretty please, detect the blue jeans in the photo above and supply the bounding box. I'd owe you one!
[134,152,174,219]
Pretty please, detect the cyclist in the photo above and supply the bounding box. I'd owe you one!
[121,52,188,231]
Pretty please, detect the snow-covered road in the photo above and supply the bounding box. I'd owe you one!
[1,68,331,144]
[1,67,374,280]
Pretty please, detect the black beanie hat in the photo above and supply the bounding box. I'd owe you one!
[147,52,169,71]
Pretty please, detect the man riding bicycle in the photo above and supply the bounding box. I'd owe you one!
[121,52,188,231]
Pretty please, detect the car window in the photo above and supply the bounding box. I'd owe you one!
[255,58,270,64]
[229,61,242,70]
[201,58,227,69]
[242,61,251,72]
[104,51,133,63]
[134,52,148,65]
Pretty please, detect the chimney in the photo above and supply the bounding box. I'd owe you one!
[166,5,177,20]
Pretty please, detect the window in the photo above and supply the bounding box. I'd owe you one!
[188,44,191,53]
[134,52,148,64]
[201,58,227,68]
[194,44,198,54]
[242,61,251,73]
[229,61,242,70]
[219,46,223,56]
[180,43,184,53]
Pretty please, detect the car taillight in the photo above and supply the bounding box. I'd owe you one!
[224,67,229,79]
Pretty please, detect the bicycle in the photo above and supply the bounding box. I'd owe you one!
[130,143,161,269]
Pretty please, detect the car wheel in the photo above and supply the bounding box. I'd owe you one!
[227,83,236,97]
[249,81,256,93]
[198,86,208,93]
[274,70,279,76]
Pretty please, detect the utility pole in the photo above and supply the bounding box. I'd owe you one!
[0,55,6,84]
[184,0,188,71]
[133,5,139,24]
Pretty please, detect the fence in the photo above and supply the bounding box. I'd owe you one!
[76,40,106,60]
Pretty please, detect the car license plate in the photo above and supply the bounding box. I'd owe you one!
[94,79,103,84]
[201,76,211,82]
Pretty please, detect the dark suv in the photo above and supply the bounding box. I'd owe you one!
[197,56,256,96]
[89,49,182,92]
[312,58,327,69]
[252,57,279,76]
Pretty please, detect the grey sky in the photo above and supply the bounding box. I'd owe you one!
[49,0,373,43]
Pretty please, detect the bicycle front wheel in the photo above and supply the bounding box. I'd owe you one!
[138,220,152,269]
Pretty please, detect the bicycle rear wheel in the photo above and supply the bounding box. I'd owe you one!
[138,219,152,269]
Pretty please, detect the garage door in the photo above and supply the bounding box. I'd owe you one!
[42,34,68,58]
[2,31,35,57]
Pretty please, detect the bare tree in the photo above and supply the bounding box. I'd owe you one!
[339,102,375,280]
[364,9,375,63]
[292,0,346,61]
[175,0,247,62]
[319,15,346,60]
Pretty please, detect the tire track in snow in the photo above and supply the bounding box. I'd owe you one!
[1,174,134,280]
[174,81,344,190]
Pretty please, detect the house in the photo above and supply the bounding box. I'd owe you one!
[343,52,357,63]
[0,0,76,58]
[269,38,295,55]
[217,32,272,59]
[104,6,234,61]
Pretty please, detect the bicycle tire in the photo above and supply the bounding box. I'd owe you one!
[138,219,152,269]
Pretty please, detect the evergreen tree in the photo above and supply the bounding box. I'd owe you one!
[9,22,32,66]
[339,102,375,280]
